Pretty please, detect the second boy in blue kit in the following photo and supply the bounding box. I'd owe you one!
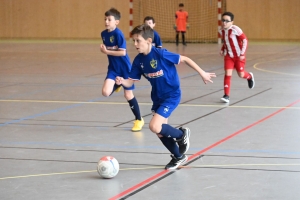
[116,24,216,169]
[100,8,144,132]
[144,16,162,48]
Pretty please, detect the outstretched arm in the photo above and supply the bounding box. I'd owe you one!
[179,55,216,84]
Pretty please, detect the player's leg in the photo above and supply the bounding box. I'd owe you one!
[102,70,122,96]
[102,78,116,97]
[176,31,179,46]
[221,56,234,103]
[149,113,183,138]
[124,88,144,132]
[181,32,186,45]
[150,101,189,170]
[152,102,190,154]
[236,59,255,89]
[150,113,187,170]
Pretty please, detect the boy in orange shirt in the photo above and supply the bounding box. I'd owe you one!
[175,3,188,46]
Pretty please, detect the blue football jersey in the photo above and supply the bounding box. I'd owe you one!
[130,47,181,100]
[101,28,131,74]
[153,30,162,48]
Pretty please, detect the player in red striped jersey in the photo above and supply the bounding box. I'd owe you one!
[219,12,255,103]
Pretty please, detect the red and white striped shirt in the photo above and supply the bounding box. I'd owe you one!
[219,25,247,58]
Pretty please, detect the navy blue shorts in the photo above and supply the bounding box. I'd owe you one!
[151,96,180,118]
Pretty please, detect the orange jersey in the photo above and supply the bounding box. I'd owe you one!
[175,11,188,31]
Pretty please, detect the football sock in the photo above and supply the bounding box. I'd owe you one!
[176,33,179,45]
[159,124,183,139]
[224,75,231,96]
[128,97,141,120]
[159,137,181,158]
[110,84,120,96]
[243,71,252,79]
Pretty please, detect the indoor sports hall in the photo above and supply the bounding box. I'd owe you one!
[1,1,300,200]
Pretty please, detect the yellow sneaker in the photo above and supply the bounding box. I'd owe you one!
[131,118,144,132]
[115,85,122,93]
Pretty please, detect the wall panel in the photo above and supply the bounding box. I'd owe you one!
[1,0,299,40]
[0,0,129,39]
[226,0,300,40]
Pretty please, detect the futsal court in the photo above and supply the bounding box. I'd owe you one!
[0,41,300,200]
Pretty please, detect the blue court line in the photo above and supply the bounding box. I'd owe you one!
[0,140,166,150]
[1,77,100,99]
[0,85,149,127]
[0,103,82,127]
[0,67,219,127]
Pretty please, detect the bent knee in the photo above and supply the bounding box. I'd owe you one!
[102,90,111,97]
[149,123,162,134]
[124,90,134,100]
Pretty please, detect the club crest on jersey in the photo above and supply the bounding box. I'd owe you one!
[150,59,157,69]
[110,36,115,43]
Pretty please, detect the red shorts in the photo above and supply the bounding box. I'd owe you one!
[224,55,246,72]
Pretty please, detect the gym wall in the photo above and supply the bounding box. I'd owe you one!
[0,0,299,41]
[226,0,300,41]
[0,0,130,39]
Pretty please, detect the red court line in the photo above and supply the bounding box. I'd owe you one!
[109,98,300,200]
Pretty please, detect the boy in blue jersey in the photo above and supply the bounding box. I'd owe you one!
[144,16,162,48]
[116,24,216,170]
[100,8,144,132]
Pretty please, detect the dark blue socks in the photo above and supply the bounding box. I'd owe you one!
[159,124,183,139]
[158,124,184,158]
[159,137,181,158]
[128,97,141,120]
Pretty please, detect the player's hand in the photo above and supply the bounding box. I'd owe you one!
[173,24,177,30]
[201,72,217,84]
[220,50,224,56]
[115,76,124,85]
[239,55,245,60]
[186,23,190,29]
[100,44,107,54]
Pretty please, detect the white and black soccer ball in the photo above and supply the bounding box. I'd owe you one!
[97,156,119,178]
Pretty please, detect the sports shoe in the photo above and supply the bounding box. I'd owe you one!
[177,127,191,154]
[114,84,122,93]
[110,84,122,96]
[221,95,230,103]
[165,154,188,170]
[131,118,144,132]
[248,72,255,89]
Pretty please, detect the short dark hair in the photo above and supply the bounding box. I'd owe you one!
[105,8,121,20]
[222,12,234,21]
[144,16,155,23]
[130,24,154,41]
[179,3,184,7]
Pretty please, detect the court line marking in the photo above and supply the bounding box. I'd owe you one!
[0,99,299,109]
[253,58,300,77]
[1,163,299,180]
[109,98,300,200]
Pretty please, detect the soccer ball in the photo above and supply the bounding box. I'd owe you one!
[97,156,119,178]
